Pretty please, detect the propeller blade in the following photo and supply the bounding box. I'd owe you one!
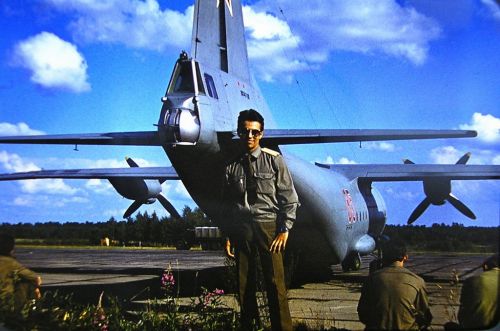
[126,157,139,167]
[407,198,431,224]
[456,152,471,165]
[157,194,181,219]
[123,200,143,218]
[447,194,476,219]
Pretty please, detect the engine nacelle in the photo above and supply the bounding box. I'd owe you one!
[423,178,450,205]
[109,178,161,201]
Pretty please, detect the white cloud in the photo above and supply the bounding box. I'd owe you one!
[13,32,90,93]
[481,0,500,21]
[163,181,191,200]
[0,122,45,136]
[429,145,500,165]
[246,0,441,80]
[85,178,113,194]
[363,141,396,152]
[459,112,500,143]
[430,146,462,164]
[384,186,419,201]
[21,178,79,195]
[314,155,357,164]
[243,6,306,82]
[12,194,87,207]
[0,150,78,195]
[0,150,39,172]
[43,0,193,51]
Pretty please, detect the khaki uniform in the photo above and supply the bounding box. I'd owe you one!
[357,264,432,330]
[0,256,39,311]
[221,146,299,331]
[458,268,499,329]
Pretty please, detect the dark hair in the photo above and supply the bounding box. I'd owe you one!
[382,240,407,264]
[0,233,15,256]
[483,254,499,270]
[237,109,264,132]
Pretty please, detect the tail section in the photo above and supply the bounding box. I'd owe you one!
[191,0,250,82]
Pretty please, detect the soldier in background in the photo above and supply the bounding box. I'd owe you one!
[357,240,432,330]
[0,233,42,312]
[457,254,499,329]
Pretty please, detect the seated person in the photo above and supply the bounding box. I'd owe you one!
[457,254,499,330]
[357,240,432,330]
[0,233,42,311]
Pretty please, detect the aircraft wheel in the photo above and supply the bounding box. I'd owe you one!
[341,252,361,272]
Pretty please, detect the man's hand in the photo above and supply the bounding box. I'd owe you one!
[270,231,288,253]
[225,238,235,258]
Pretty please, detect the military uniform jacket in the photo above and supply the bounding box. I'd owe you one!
[357,264,432,330]
[458,268,499,329]
[0,255,39,309]
[221,146,299,231]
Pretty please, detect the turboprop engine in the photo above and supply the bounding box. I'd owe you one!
[406,153,476,224]
[108,157,181,219]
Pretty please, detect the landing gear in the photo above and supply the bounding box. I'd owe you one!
[341,252,361,272]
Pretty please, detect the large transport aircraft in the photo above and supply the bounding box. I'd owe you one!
[1,0,499,278]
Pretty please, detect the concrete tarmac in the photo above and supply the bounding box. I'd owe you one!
[15,247,493,330]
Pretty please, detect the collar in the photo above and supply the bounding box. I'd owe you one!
[247,146,262,159]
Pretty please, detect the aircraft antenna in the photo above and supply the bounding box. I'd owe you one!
[276,5,361,162]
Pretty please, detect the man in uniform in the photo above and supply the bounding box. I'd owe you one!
[220,109,299,331]
[457,254,499,329]
[357,240,432,330]
[0,233,42,312]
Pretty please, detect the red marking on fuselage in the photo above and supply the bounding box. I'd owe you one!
[342,188,357,224]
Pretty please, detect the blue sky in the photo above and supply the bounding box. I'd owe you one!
[0,0,498,226]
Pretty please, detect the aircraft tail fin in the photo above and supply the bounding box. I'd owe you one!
[191,0,250,82]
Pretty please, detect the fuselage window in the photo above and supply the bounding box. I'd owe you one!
[204,73,219,99]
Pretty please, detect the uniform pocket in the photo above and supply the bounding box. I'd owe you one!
[228,175,245,196]
[255,172,275,194]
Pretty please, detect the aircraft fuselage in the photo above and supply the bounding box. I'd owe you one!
[157,55,387,268]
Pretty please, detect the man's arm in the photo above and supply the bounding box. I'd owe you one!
[415,282,433,328]
[270,155,299,253]
[274,155,299,231]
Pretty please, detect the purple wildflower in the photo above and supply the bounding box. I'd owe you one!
[161,269,175,288]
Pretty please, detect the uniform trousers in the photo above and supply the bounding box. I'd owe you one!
[233,220,292,331]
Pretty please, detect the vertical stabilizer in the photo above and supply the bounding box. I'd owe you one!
[191,0,250,82]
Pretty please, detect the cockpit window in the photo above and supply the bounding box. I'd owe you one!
[171,61,194,93]
[169,60,206,95]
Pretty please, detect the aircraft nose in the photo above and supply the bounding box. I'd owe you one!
[161,107,200,145]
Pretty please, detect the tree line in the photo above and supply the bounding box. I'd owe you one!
[1,210,498,252]
[383,223,499,253]
[0,206,211,248]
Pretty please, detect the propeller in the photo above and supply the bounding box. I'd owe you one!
[109,157,181,219]
[123,200,143,218]
[405,152,476,224]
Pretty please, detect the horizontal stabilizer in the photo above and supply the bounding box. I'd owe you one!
[256,129,476,145]
[0,131,163,146]
[317,164,500,182]
[0,167,179,181]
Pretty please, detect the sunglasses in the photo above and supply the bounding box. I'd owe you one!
[238,129,262,137]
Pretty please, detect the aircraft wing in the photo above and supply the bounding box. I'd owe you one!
[0,166,179,181]
[259,129,476,145]
[0,131,163,146]
[316,163,500,181]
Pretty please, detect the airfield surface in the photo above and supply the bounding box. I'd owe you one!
[16,247,492,330]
